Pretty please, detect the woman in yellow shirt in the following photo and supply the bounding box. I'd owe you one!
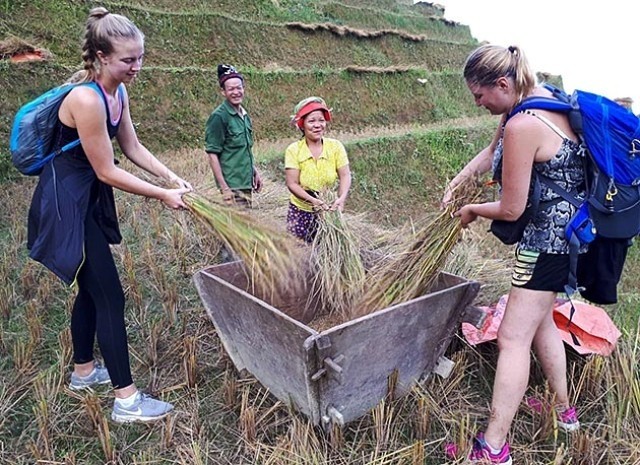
[285,97,352,243]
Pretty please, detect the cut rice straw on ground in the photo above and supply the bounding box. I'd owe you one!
[352,179,483,317]
[308,208,365,324]
[183,192,303,297]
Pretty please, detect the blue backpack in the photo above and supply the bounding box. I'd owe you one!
[509,84,640,304]
[10,82,100,176]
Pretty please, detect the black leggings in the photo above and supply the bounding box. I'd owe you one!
[70,208,132,389]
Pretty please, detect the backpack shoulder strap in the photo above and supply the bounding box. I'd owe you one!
[508,97,572,120]
[519,109,571,140]
[52,82,104,155]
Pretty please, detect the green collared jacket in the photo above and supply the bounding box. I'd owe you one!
[205,99,254,189]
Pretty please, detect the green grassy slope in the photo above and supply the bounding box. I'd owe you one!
[1,1,475,69]
[0,61,484,179]
[100,0,464,38]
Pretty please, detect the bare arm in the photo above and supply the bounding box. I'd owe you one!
[116,87,191,190]
[456,115,538,226]
[331,165,352,211]
[285,168,327,210]
[441,118,504,206]
[63,87,190,209]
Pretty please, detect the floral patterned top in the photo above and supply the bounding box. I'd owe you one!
[492,116,586,254]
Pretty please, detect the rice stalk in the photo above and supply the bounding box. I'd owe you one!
[353,179,482,316]
[222,369,238,408]
[366,441,426,465]
[307,205,366,323]
[32,371,62,461]
[239,387,257,446]
[183,192,302,299]
[176,441,209,465]
[410,441,425,465]
[83,393,114,463]
[183,334,198,389]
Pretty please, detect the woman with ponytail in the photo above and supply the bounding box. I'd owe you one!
[443,44,584,463]
[27,7,191,423]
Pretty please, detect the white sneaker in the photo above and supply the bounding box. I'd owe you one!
[69,362,111,390]
[111,392,174,423]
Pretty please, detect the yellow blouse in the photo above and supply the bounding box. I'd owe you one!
[285,137,349,212]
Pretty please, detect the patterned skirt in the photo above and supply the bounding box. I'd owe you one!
[286,202,318,243]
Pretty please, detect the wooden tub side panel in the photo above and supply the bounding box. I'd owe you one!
[314,279,479,425]
[193,267,320,421]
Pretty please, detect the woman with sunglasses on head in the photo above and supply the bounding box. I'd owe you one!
[446,44,584,464]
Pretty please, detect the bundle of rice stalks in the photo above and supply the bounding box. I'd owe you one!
[443,231,512,305]
[352,179,482,317]
[183,192,302,297]
[308,208,366,323]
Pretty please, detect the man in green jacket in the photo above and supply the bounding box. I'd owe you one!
[205,64,262,207]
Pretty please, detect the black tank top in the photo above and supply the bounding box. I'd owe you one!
[54,82,124,160]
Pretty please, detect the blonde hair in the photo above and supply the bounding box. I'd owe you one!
[463,44,536,104]
[68,7,144,83]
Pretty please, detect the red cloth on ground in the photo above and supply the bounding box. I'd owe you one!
[462,295,621,356]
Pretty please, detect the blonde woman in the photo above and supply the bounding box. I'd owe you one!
[27,7,191,423]
[448,44,584,464]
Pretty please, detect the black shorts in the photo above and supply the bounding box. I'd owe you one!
[512,249,570,292]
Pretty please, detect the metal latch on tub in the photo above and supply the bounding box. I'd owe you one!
[311,354,345,382]
[321,405,345,427]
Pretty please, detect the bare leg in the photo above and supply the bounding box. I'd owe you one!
[532,308,570,409]
[483,287,557,449]
[74,360,96,377]
[114,384,138,399]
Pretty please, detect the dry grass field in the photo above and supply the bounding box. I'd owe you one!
[0,143,639,464]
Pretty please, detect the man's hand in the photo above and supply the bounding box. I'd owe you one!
[221,188,234,205]
[253,169,263,192]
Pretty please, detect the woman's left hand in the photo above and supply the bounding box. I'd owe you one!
[330,197,345,212]
[167,173,193,191]
[454,204,478,228]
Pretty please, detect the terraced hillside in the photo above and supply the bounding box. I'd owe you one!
[0,0,483,179]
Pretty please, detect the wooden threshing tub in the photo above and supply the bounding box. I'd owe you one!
[193,262,481,428]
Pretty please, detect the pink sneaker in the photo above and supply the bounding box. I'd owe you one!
[557,406,580,432]
[468,432,513,464]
